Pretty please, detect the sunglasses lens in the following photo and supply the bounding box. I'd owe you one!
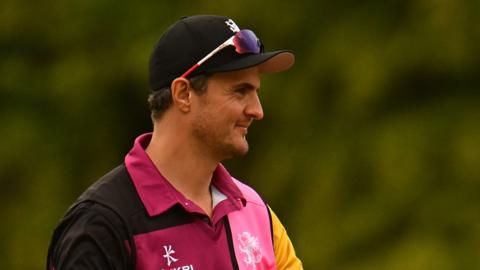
[233,29,261,54]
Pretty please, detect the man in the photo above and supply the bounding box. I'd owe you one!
[47,15,302,270]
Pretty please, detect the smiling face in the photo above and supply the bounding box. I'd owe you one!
[190,67,264,161]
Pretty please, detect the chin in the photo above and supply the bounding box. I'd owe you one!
[235,144,249,156]
[235,138,250,155]
[221,141,249,160]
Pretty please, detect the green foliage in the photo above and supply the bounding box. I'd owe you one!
[1,0,479,269]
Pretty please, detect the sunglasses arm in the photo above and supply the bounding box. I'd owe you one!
[180,36,235,78]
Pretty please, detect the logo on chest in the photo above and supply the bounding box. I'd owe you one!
[161,245,194,270]
[238,232,263,269]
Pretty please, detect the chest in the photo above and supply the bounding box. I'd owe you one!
[133,218,232,270]
[130,213,276,270]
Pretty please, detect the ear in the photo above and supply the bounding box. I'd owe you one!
[170,77,192,113]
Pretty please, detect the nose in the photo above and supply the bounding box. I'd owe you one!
[245,91,264,120]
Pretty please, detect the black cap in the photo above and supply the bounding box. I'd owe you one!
[149,15,295,91]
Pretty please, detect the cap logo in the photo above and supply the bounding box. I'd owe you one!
[225,19,240,33]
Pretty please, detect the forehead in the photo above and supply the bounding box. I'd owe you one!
[208,67,261,89]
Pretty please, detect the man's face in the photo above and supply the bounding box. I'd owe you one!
[190,67,263,161]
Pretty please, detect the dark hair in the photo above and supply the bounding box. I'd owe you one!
[148,74,211,120]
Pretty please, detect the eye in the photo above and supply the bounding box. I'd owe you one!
[234,87,249,95]
[229,83,257,97]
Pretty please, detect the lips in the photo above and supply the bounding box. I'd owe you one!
[235,122,251,134]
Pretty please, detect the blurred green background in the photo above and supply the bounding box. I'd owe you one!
[1,0,480,269]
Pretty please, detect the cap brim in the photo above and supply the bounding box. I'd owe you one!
[204,50,295,74]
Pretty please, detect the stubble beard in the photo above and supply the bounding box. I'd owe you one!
[192,113,249,161]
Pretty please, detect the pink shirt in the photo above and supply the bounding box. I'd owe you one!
[125,133,275,270]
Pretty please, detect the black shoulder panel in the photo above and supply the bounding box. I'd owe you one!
[76,164,144,219]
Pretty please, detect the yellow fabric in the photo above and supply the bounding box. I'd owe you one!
[269,207,303,270]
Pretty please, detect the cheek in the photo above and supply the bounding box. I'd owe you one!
[218,100,246,118]
[194,96,245,127]
[193,107,227,133]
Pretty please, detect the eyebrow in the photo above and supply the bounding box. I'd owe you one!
[231,82,259,91]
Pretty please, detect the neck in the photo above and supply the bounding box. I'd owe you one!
[145,119,218,216]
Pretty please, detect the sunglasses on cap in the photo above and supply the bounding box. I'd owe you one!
[181,29,263,78]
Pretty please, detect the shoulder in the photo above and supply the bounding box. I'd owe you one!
[48,165,140,269]
[48,201,131,269]
[76,164,143,219]
[59,164,137,238]
[269,208,304,269]
[58,201,128,238]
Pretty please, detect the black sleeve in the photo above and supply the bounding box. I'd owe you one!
[47,202,131,270]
